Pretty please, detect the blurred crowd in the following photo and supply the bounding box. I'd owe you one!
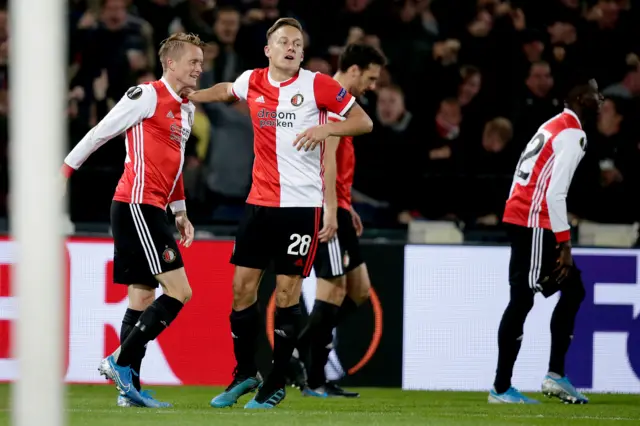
[1,0,640,232]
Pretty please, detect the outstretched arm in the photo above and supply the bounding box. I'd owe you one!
[62,85,157,177]
[187,82,236,103]
[187,69,253,104]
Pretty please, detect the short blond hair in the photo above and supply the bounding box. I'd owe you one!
[158,32,206,70]
[266,18,303,41]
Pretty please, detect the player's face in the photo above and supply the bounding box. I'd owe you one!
[582,88,604,113]
[171,44,204,89]
[352,64,381,97]
[265,26,304,75]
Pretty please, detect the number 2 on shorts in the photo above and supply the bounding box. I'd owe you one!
[287,233,312,256]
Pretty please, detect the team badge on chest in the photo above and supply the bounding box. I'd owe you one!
[291,93,304,107]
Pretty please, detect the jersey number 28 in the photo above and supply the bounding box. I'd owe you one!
[288,233,312,256]
[514,130,551,184]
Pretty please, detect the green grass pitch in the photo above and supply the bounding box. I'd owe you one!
[0,384,639,425]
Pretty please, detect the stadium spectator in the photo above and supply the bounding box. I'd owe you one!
[3,0,640,241]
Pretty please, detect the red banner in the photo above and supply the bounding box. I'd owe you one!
[0,237,237,386]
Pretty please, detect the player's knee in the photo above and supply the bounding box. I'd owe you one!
[232,275,260,310]
[232,276,259,298]
[349,280,370,306]
[509,285,535,313]
[165,284,192,304]
[156,268,192,304]
[181,286,193,304]
[275,275,302,307]
[316,277,346,305]
[128,285,156,310]
[346,264,371,305]
[562,269,586,304]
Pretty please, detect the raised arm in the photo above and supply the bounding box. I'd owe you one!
[187,69,253,104]
[324,102,373,138]
[294,74,373,151]
[62,85,157,177]
[314,73,373,136]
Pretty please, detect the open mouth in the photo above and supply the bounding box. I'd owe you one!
[285,55,295,60]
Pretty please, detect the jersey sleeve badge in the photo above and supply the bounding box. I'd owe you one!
[126,86,143,100]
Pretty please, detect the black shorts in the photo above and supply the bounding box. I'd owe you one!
[507,223,562,297]
[111,201,183,288]
[314,207,364,279]
[230,204,321,277]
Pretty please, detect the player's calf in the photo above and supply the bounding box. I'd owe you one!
[211,266,263,408]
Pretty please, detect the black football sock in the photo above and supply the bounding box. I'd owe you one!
[494,287,534,394]
[120,308,144,391]
[336,296,358,326]
[116,294,183,367]
[549,276,585,376]
[306,300,340,388]
[269,304,302,388]
[230,302,260,377]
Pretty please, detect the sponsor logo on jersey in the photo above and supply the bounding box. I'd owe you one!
[126,86,143,100]
[257,108,296,128]
[336,87,347,102]
[170,123,191,146]
[290,93,304,107]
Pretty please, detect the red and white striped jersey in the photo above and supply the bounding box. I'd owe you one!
[503,108,587,242]
[62,78,194,214]
[231,68,355,208]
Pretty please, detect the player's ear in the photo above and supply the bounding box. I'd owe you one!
[264,45,270,58]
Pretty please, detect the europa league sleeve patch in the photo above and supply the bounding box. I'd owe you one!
[126,86,143,100]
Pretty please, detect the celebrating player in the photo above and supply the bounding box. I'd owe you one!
[286,43,386,398]
[489,79,603,404]
[61,33,204,408]
[187,17,373,409]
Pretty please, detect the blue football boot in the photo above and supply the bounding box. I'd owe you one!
[542,374,589,404]
[244,387,286,409]
[488,387,540,404]
[210,368,261,408]
[98,355,146,407]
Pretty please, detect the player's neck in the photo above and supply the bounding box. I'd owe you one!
[162,74,186,98]
[333,72,352,93]
[268,66,297,83]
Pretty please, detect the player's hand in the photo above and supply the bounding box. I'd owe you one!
[175,213,195,247]
[554,241,573,284]
[349,205,363,237]
[319,208,338,243]
[293,125,331,152]
[181,87,196,99]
